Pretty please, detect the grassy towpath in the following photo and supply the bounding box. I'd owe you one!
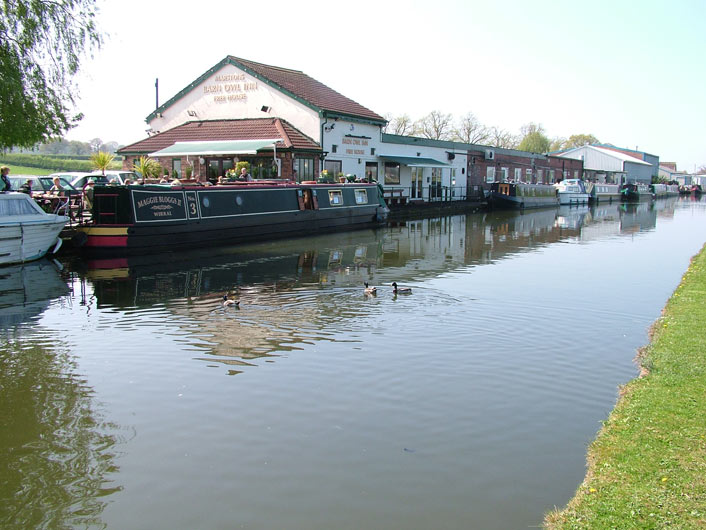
[545,245,706,529]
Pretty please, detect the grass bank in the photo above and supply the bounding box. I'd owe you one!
[545,245,706,528]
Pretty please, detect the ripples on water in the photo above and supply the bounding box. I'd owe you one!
[2,198,705,529]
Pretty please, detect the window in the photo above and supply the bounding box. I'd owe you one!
[537,169,543,183]
[549,169,555,182]
[355,189,368,204]
[526,168,532,180]
[331,144,338,153]
[574,169,579,178]
[328,190,343,205]
[514,168,522,181]
[384,162,400,185]
[172,159,181,179]
[324,160,342,177]
[295,157,314,182]
[486,166,496,183]
[500,167,509,182]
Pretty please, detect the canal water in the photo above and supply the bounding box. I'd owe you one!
[2,197,705,529]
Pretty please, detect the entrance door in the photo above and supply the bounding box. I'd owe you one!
[207,159,234,181]
[411,167,423,199]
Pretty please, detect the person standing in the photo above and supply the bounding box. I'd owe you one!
[1,166,11,192]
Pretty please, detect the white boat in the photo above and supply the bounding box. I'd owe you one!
[0,192,68,266]
[554,179,590,205]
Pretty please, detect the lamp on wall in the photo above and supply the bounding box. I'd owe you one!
[187,110,197,117]
[198,157,205,164]
[261,105,271,113]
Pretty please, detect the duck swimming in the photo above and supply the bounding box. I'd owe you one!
[364,282,377,295]
[222,294,240,306]
[391,282,412,294]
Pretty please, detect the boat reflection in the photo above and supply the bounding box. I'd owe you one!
[0,267,122,527]
[0,259,70,329]
[69,204,663,370]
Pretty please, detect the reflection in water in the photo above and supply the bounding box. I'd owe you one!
[0,264,121,529]
[69,200,670,372]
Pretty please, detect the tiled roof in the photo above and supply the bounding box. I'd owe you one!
[119,118,321,155]
[232,56,385,122]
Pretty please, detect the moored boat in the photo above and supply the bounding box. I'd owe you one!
[0,192,68,266]
[554,179,589,205]
[73,181,388,254]
[621,182,653,202]
[489,182,559,209]
[650,183,668,199]
[585,182,622,204]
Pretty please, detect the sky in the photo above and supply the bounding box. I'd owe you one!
[65,0,706,172]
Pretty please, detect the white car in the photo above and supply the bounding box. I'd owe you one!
[84,170,141,186]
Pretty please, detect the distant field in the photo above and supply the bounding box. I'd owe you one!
[2,165,54,176]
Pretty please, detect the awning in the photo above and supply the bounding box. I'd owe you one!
[378,155,449,168]
[149,139,282,157]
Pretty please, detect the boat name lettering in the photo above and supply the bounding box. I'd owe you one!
[136,196,183,209]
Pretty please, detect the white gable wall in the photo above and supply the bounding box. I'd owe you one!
[148,64,321,141]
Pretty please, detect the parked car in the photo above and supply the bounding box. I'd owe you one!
[71,174,110,189]
[85,170,141,185]
[49,172,91,186]
[8,175,80,197]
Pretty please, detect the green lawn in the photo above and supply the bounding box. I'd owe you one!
[3,165,54,176]
[545,245,706,528]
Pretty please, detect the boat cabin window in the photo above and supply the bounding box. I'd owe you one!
[0,197,43,216]
[329,190,344,206]
[354,189,368,204]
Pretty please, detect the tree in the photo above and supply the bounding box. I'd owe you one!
[565,134,599,149]
[452,112,489,144]
[384,114,414,136]
[517,123,550,153]
[90,151,115,175]
[90,138,103,153]
[0,0,102,150]
[487,126,517,149]
[414,110,453,140]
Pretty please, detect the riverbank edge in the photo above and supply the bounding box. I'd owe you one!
[544,244,706,528]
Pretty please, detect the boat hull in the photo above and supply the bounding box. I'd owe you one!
[621,183,653,202]
[489,182,559,209]
[586,183,621,204]
[76,183,388,254]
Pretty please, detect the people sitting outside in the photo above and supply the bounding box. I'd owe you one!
[18,179,33,194]
[240,167,253,181]
[159,177,169,184]
[123,179,132,186]
[170,178,181,186]
[83,179,95,212]
[108,178,119,185]
[0,166,11,192]
[50,176,64,195]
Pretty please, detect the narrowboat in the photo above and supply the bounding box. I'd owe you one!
[554,179,589,205]
[72,181,389,254]
[621,182,653,202]
[489,182,559,209]
[650,183,669,199]
[585,182,622,204]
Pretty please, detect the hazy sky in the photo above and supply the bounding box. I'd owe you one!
[66,0,705,171]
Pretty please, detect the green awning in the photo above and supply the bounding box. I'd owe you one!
[379,155,449,168]
[149,139,282,157]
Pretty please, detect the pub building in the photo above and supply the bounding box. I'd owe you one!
[118,56,582,201]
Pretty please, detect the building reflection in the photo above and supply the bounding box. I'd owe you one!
[0,265,121,528]
[74,202,671,369]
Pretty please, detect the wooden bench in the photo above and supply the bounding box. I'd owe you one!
[383,188,407,206]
